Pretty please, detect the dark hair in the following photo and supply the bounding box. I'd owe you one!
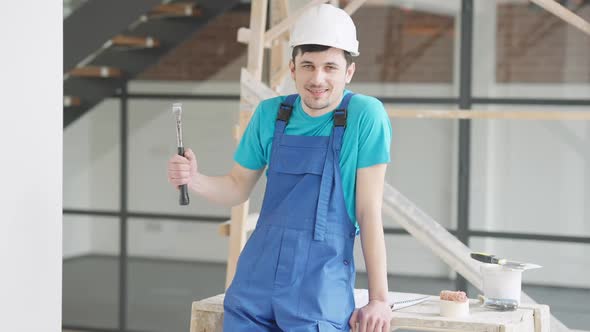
[291,44,353,67]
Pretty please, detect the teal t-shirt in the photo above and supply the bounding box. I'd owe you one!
[234,91,392,230]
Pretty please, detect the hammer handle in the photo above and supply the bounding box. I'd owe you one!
[178,146,190,206]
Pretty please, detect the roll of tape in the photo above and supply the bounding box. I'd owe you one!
[439,299,469,318]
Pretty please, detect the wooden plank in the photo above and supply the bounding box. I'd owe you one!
[270,67,290,93]
[63,96,81,107]
[240,67,279,110]
[382,183,482,289]
[69,66,122,78]
[270,0,289,33]
[218,213,260,237]
[191,291,542,332]
[149,3,202,17]
[343,0,368,15]
[393,297,533,331]
[110,35,159,48]
[516,302,552,332]
[387,108,590,120]
[224,104,251,289]
[269,0,289,92]
[245,0,268,80]
[530,0,590,36]
[534,305,551,332]
[236,27,251,44]
[226,201,249,290]
[190,294,225,332]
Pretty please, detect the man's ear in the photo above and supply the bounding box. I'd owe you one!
[345,62,356,84]
[289,60,295,80]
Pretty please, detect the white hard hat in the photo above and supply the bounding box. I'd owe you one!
[290,4,359,56]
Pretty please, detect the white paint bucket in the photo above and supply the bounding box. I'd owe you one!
[481,264,522,304]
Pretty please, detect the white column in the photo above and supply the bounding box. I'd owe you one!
[0,2,62,331]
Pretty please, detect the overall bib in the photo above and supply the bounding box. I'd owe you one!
[223,93,357,332]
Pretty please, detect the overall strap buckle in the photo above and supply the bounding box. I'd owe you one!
[333,93,355,127]
[277,94,299,124]
[334,109,346,127]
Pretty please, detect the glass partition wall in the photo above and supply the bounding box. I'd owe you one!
[63,1,590,331]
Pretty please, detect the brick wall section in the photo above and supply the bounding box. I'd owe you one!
[496,4,590,83]
[138,10,249,81]
[139,4,590,84]
[352,6,455,83]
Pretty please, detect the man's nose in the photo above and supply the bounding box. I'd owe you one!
[309,69,326,84]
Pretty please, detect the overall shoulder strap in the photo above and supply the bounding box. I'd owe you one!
[334,92,354,127]
[333,93,355,150]
[274,94,298,135]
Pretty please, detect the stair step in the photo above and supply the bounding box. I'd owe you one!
[69,66,123,78]
[63,96,81,107]
[148,2,202,18]
[109,35,160,49]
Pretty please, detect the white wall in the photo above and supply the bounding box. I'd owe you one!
[63,99,121,258]
[470,114,590,288]
[0,2,62,332]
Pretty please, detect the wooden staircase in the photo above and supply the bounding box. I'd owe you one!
[63,0,241,127]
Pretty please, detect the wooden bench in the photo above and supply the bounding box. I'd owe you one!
[190,290,550,332]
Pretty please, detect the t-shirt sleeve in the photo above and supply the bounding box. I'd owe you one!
[233,104,267,170]
[357,98,392,168]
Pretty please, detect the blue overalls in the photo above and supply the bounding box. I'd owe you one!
[223,93,358,332]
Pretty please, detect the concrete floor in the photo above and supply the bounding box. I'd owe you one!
[63,255,590,332]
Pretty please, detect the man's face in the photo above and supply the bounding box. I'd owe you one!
[290,47,355,116]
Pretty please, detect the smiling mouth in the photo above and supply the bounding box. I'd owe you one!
[307,88,329,97]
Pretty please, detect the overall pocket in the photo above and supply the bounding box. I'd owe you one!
[298,234,355,327]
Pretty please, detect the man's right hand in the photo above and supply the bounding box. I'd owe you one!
[167,148,198,190]
[167,149,264,207]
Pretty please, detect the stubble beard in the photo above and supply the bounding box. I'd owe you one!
[303,97,331,111]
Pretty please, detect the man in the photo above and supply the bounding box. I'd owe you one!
[168,4,392,331]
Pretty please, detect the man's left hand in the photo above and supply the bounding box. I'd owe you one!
[349,300,393,332]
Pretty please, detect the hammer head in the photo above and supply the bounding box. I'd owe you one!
[172,102,183,147]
